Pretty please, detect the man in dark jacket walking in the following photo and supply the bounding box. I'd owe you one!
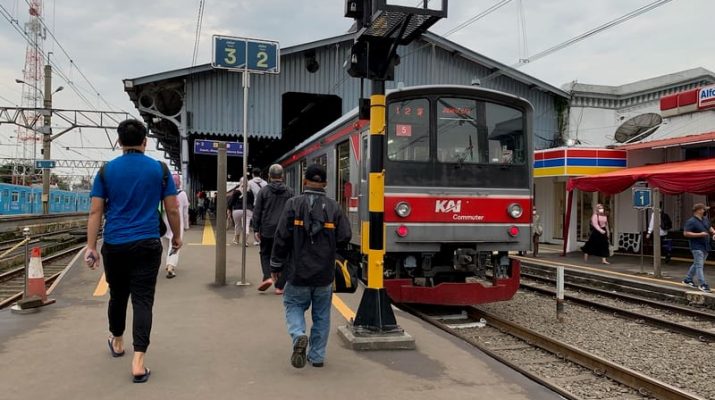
[270,164,351,368]
[252,164,294,293]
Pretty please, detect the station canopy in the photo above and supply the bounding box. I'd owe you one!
[567,158,715,195]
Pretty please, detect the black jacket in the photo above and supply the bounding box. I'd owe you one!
[252,181,294,238]
[270,188,351,287]
[229,189,254,211]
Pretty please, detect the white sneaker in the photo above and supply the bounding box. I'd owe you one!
[253,241,260,246]
[232,240,239,245]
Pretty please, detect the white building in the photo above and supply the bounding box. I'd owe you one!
[535,68,715,253]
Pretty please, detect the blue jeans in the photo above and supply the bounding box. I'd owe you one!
[283,283,333,363]
[686,250,708,286]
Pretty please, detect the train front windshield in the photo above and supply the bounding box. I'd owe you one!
[386,95,528,188]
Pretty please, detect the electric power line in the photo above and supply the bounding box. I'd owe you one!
[191,0,207,68]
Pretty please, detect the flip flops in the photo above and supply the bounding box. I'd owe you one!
[107,338,125,358]
[133,368,151,383]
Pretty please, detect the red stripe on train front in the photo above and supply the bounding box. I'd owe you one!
[384,195,531,223]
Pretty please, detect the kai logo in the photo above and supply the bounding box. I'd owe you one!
[435,199,462,213]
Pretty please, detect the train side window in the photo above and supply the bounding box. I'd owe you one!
[387,98,430,161]
[336,140,350,213]
[299,159,307,192]
[11,192,19,203]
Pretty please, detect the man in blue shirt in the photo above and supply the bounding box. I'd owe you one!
[682,203,715,292]
[85,119,182,383]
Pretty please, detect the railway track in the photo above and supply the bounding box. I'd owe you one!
[404,304,705,400]
[0,244,85,310]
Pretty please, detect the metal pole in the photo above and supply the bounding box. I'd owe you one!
[215,143,227,285]
[556,266,565,322]
[236,71,251,286]
[639,209,645,274]
[652,188,661,278]
[22,227,30,298]
[41,62,52,215]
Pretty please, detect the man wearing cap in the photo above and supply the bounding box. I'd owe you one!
[682,203,715,292]
[270,164,351,368]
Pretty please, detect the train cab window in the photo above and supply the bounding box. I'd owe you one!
[387,98,430,161]
[11,192,19,203]
[313,154,327,169]
[436,98,525,165]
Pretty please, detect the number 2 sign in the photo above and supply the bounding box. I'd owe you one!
[212,35,280,74]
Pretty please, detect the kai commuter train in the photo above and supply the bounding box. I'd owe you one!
[277,85,533,305]
[0,182,91,215]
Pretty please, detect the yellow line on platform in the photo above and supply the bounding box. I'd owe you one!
[332,295,356,322]
[93,272,108,297]
[202,220,216,245]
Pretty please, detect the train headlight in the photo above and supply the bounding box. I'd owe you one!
[508,203,523,219]
[394,201,411,218]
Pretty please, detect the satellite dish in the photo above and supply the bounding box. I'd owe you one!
[614,113,662,143]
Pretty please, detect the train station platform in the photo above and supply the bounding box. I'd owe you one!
[0,221,559,400]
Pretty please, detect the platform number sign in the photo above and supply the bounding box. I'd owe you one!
[212,35,279,74]
[632,188,652,209]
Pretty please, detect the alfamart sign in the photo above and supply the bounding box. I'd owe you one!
[699,84,715,109]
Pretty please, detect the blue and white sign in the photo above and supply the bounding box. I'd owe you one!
[194,140,244,157]
[698,84,715,110]
[212,35,279,74]
[632,188,652,209]
[35,160,56,169]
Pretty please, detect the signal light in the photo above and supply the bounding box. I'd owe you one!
[396,225,409,237]
[508,226,520,237]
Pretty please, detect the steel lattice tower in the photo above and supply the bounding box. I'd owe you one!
[15,0,45,185]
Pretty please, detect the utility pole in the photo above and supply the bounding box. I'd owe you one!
[41,61,52,214]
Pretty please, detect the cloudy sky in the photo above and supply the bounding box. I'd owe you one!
[0,0,713,178]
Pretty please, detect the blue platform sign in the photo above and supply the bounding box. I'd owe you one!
[212,35,279,74]
[632,188,652,209]
[194,140,244,157]
[35,160,56,169]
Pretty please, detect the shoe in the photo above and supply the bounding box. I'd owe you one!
[107,338,125,358]
[257,278,274,291]
[253,241,260,246]
[132,368,151,383]
[309,360,324,368]
[291,335,308,368]
[166,270,176,279]
[664,255,671,263]
[275,288,284,295]
[682,279,696,288]
[699,284,711,293]
[232,240,239,245]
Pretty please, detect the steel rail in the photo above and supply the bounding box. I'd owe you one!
[520,265,715,321]
[400,304,580,400]
[520,281,715,342]
[467,307,706,400]
[0,244,86,309]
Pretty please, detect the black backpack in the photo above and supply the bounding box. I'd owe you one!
[660,212,673,231]
[99,161,170,236]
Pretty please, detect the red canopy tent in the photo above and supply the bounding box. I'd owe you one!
[562,158,715,255]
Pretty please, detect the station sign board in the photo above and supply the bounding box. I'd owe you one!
[194,140,244,157]
[698,84,715,110]
[632,187,652,209]
[212,35,280,74]
[35,160,56,169]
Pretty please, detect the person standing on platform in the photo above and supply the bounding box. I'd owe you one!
[682,203,715,292]
[582,203,611,265]
[163,174,189,278]
[252,164,294,294]
[646,206,673,263]
[84,119,182,383]
[270,164,351,368]
[230,181,254,245]
[247,167,268,245]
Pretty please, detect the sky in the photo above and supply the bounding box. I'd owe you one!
[0,0,713,181]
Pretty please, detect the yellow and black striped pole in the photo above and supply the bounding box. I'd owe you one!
[353,80,398,331]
